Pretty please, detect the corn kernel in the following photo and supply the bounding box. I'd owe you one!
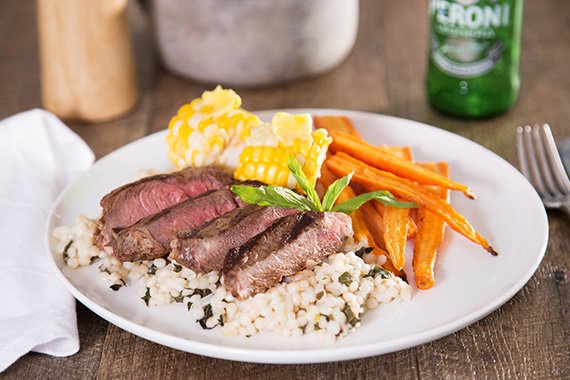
[166,86,261,169]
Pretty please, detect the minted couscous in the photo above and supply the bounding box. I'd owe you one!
[53,215,411,342]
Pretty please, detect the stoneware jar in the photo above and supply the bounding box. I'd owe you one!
[150,0,359,86]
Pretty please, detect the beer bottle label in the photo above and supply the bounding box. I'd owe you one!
[429,0,512,78]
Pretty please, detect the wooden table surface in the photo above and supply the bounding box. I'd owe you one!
[2,0,569,378]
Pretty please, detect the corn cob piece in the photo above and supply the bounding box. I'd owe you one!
[166,86,261,169]
[234,113,332,188]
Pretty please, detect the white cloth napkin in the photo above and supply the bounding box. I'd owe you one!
[0,109,94,372]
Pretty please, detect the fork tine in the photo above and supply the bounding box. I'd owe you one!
[540,124,570,193]
[521,125,548,197]
[532,124,558,196]
[517,126,532,180]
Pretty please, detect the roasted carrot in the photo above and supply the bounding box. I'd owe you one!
[380,146,417,240]
[313,115,361,139]
[370,147,414,272]
[326,153,497,255]
[319,166,374,243]
[373,200,417,241]
[321,166,385,253]
[379,145,414,161]
[381,256,406,278]
[359,203,405,277]
[374,202,409,271]
[413,162,450,290]
[407,214,417,240]
[320,164,404,276]
[359,202,386,249]
[329,131,476,199]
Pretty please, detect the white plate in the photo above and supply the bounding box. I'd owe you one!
[46,109,548,364]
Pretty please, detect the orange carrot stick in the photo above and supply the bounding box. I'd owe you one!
[320,164,403,276]
[374,201,409,271]
[380,147,417,240]
[413,162,450,290]
[320,165,377,248]
[379,145,414,161]
[370,147,414,272]
[313,115,361,139]
[359,202,385,249]
[407,214,417,240]
[329,131,476,199]
[326,153,496,255]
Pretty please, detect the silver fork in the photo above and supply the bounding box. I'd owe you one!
[516,124,570,217]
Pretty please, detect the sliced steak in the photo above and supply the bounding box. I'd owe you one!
[96,166,233,249]
[223,212,352,300]
[111,189,244,261]
[170,205,299,273]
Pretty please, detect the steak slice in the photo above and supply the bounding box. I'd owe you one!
[96,166,233,249]
[111,189,244,261]
[169,205,299,273]
[223,212,353,300]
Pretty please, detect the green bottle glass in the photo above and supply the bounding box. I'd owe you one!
[427,0,524,118]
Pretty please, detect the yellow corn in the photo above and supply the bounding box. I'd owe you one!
[166,86,261,169]
[303,129,331,186]
[234,129,332,188]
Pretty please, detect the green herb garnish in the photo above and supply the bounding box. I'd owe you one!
[288,155,323,210]
[141,287,151,306]
[231,184,313,211]
[331,190,416,214]
[355,246,374,258]
[148,264,157,275]
[343,305,360,327]
[195,288,212,297]
[62,240,73,263]
[367,265,391,279]
[198,304,215,329]
[110,280,125,291]
[173,264,182,273]
[338,272,353,286]
[231,156,416,214]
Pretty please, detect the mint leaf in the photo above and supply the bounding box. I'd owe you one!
[331,191,416,214]
[287,156,322,211]
[231,156,415,215]
[321,172,353,212]
[231,184,313,211]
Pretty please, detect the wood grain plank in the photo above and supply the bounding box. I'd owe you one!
[379,0,429,119]
[0,0,41,118]
[95,323,419,380]
[416,259,569,379]
[2,303,109,379]
[1,0,569,377]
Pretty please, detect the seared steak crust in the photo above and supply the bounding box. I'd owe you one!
[170,205,299,273]
[96,166,233,249]
[223,212,353,300]
[111,189,243,261]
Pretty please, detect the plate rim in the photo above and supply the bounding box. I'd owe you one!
[45,108,549,364]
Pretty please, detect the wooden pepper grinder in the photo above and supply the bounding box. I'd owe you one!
[37,0,139,122]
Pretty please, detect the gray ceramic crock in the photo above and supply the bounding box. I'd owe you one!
[150,0,359,86]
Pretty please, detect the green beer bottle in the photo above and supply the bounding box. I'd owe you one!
[427,0,524,118]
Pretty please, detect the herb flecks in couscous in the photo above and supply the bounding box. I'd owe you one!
[53,215,411,342]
